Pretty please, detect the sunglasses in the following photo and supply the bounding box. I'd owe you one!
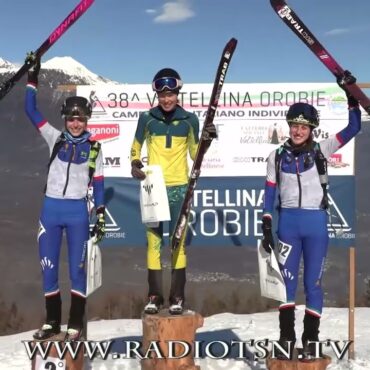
[152,77,183,92]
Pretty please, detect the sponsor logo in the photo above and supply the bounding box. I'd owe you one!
[143,184,153,195]
[104,157,121,167]
[37,221,46,242]
[319,54,330,60]
[48,0,93,44]
[327,94,348,115]
[233,156,268,163]
[328,154,349,168]
[277,6,315,46]
[89,90,107,116]
[312,128,329,140]
[87,123,120,142]
[281,268,294,281]
[327,193,352,235]
[40,257,54,270]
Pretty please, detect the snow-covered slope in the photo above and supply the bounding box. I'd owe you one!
[0,306,369,369]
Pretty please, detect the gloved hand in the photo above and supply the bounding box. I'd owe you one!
[201,123,217,140]
[131,159,146,180]
[261,215,274,254]
[25,51,41,85]
[336,70,359,108]
[91,206,105,242]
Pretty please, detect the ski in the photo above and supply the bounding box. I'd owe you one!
[0,0,95,101]
[171,37,238,250]
[270,0,370,114]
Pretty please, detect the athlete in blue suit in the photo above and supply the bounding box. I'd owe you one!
[24,55,106,341]
[261,71,361,360]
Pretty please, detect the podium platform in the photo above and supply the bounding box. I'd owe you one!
[141,309,204,370]
[31,332,84,370]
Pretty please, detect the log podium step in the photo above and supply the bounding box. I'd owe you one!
[266,348,331,370]
[31,332,84,370]
[141,309,204,370]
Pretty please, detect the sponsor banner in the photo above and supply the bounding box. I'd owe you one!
[78,83,356,177]
[99,176,355,248]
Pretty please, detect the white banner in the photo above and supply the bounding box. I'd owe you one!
[77,83,355,178]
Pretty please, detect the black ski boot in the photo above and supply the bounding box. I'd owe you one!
[65,294,85,341]
[33,293,62,340]
[301,313,322,361]
[33,321,61,340]
[144,295,164,314]
[275,306,296,360]
[169,296,184,315]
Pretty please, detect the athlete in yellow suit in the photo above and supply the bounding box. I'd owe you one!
[131,68,215,314]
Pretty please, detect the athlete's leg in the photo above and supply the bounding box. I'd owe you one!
[64,199,89,297]
[64,199,89,331]
[146,222,164,304]
[301,209,328,317]
[37,197,64,330]
[168,185,187,305]
[38,197,63,297]
[276,209,304,348]
[277,209,303,307]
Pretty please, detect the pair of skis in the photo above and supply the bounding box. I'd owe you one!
[171,38,238,250]
[0,0,95,101]
[270,0,370,114]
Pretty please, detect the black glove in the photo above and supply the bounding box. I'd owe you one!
[201,123,217,140]
[91,206,105,242]
[131,159,146,180]
[25,51,41,85]
[336,70,359,108]
[261,215,274,254]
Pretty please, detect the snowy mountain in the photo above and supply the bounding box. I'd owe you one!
[0,306,369,369]
[0,57,18,74]
[0,55,119,85]
[42,56,118,85]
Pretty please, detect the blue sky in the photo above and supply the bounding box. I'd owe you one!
[1,0,370,85]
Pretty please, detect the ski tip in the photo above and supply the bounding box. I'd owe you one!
[270,0,286,6]
[227,38,238,48]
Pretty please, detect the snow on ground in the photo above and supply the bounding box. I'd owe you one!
[0,306,369,369]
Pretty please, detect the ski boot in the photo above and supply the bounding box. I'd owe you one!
[276,306,296,360]
[144,295,163,314]
[300,313,322,362]
[65,327,82,342]
[65,294,85,341]
[34,293,62,340]
[33,321,61,340]
[169,297,184,315]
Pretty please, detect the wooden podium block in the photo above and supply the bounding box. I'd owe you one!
[31,332,84,370]
[141,309,204,370]
[266,349,331,370]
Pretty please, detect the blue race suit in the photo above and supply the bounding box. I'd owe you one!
[263,107,361,317]
[25,82,104,298]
